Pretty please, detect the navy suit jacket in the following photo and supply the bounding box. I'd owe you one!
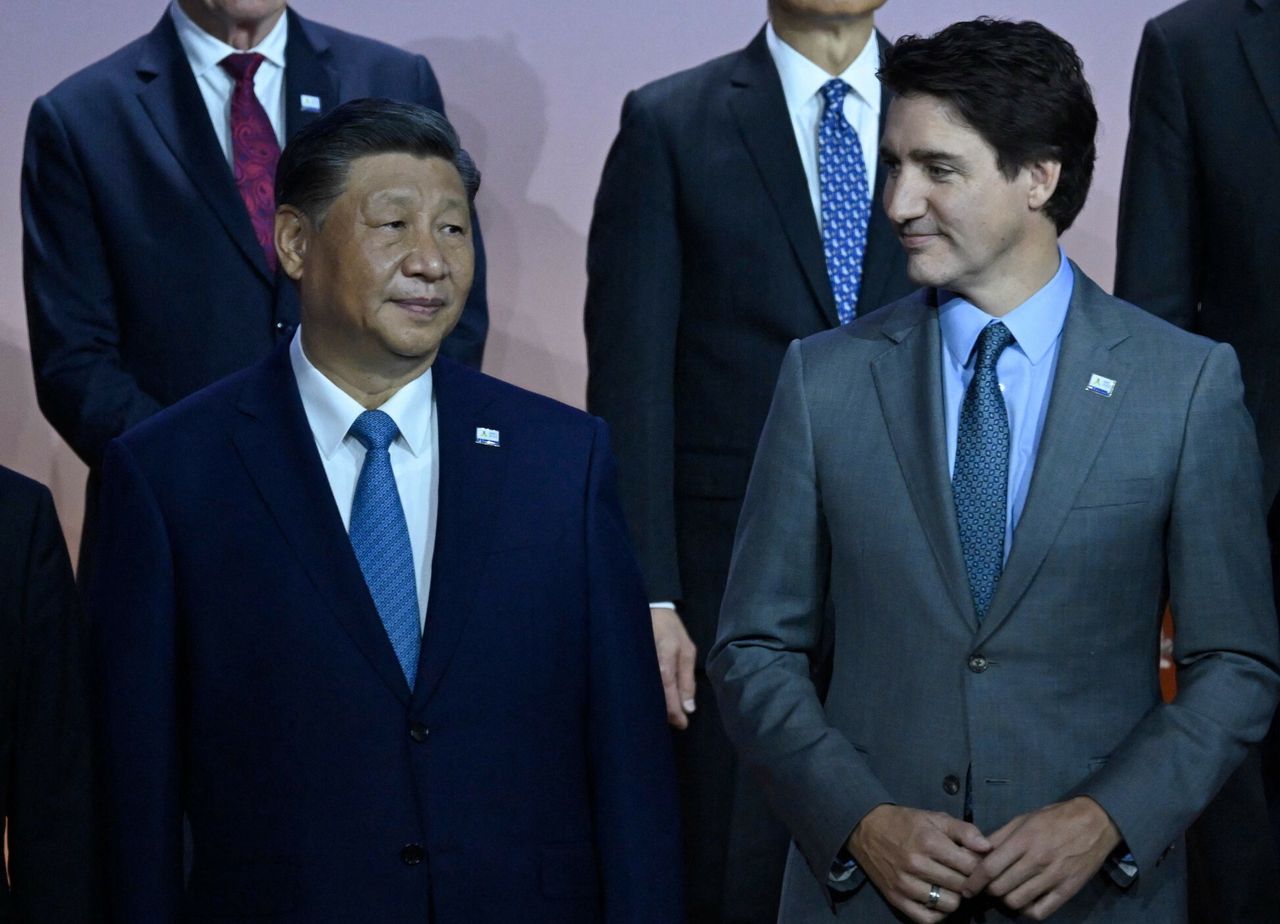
[89,345,682,923]
[23,8,488,471]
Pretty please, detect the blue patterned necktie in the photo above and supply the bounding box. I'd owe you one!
[818,78,871,325]
[953,322,1016,622]
[348,409,420,688]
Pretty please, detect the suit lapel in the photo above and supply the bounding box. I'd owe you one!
[1240,0,1280,142]
[283,11,339,139]
[871,297,978,631]
[854,34,899,318]
[977,268,1132,644]
[727,29,838,327]
[413,359,509,707]
[232,344,412,705]
[134,14,272,284]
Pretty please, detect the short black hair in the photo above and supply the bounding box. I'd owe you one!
[275,97,480,223]
[878,18,1097,233]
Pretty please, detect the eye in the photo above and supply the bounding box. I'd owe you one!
[440,223,466,236]
[380,220,407,230]
[925,164,954,180]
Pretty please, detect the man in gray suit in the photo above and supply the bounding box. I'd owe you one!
[709,18,1280,924]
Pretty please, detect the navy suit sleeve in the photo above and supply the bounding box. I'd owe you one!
[4,479,97,922]
[1114,18,1201,330]
[584,92,684,602]
[583,418,684,922]
[415,54,489,369]
[23,95,165,466]
[90,441,183,922]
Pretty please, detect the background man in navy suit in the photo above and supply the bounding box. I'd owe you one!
[1115,2,1280,918]
[584,2,911,919]
[0,466,94,923]
[22,0,488,575]
[90,99,680,923]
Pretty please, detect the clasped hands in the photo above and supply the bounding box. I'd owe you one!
[847,796,1121,923]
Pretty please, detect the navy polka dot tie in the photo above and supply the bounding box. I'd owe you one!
[348,409,420,688]
[953,322,1016,622]
[818,79,871,325]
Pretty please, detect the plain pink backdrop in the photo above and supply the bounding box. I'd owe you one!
[0,0,1174,555]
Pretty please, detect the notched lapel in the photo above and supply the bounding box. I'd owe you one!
[727,30,838,327]
[871,300,977,631]
[284,11,339,139]
[232,347,412,706]
[414,360,509,707]
[854,37,899,318]
[1240,2,1280,142]
[978,271,1132,644]
[135,15,273,283]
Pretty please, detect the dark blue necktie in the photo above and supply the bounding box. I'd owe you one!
[953,322,1016,622]
[348,409,420,688]
[818,78,871,325]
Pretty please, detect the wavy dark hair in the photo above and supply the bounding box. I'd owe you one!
[275,97,480,224]
[878,18,1097,232]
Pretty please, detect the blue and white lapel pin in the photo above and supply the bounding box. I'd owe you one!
[1085,373,1116,398]
[300,94,322,113]
[475,427,500,447]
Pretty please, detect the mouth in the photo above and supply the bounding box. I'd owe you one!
[897,230,941,251]
[391,296,447,318]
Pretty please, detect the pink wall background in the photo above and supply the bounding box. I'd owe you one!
[0,1,1172,556]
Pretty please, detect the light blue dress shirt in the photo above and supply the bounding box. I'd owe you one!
[939,249,1073,560]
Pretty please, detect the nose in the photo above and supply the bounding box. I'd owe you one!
[401,228,448,281]
[884,168,926,227]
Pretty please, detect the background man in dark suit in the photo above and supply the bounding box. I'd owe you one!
[712,18,1279,923]
[90,99,680,923]
[1115,1,1280,919]
[22,0,488,575]
[584,2,910,918]
[0,466,94,923]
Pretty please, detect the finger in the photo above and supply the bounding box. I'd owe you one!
[986,854,1041,901]
[962,840,1020,898]
[984,815,1023,848]
[654,641,687,729]
[888,892,945,924]
[920,830,983,879]
[1002,869,1056,913]
[907,854,970,894]
[1027,884,1074,921]
[935,814,992,853]
[906,879,963,916]
[677,637,697,715]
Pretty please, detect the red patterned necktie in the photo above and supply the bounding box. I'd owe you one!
[219,52,281,272]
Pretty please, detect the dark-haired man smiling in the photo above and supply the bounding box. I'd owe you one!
[710,18,1279,924]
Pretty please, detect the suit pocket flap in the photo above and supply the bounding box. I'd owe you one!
[1071,478,1153,509]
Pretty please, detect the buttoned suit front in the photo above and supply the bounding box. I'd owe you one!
[89,343,681,923]
[710,266,1280,922]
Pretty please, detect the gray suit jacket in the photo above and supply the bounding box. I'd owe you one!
[708,265,1280,923]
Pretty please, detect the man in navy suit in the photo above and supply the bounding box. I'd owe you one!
[90,99,680,923]
[22,0,488,576]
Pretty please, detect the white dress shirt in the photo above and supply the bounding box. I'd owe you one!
[289,331,439,631]
[169,0,288,166]
[765,21,881,230]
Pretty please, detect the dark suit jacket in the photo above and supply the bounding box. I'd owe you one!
[89,344,682,923]
[0,467,95,923]
[1115,0,1280,504]
[22,8,488,471]
[584,27,911,654]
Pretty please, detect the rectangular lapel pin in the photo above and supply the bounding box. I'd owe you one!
[475,427,500,447]
[1085,373,1116,397]
[300,94,322,113]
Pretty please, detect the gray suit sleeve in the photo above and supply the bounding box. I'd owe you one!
[709,341,893,887]
[1078,343,1280,870]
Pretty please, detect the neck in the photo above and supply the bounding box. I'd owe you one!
[176,0,285,50]
[770,7,876,75]
[960,241,1062,318]
[301,332,434,410]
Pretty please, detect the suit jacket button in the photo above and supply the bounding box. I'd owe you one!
[943,775,961,796]
[409,722,429,743]
[401,844,425,865]
[967,653,989,673]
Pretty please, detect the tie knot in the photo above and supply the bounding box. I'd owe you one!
[974,321,1015,371]
[349,409,400,453]
[219,52,266,84]
[820,78,850,112]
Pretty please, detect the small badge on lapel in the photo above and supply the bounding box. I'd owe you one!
[1085,373,1116,397]
[475,427,501,447]
[300,94,322,113]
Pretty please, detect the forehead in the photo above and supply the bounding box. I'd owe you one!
[339,152,466,206]
[882,93,987,151]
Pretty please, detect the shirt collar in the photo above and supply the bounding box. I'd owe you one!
[938,248,1074,369]
[289,329,435,459]
[169,0,289,79]
[765,21,881,115]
